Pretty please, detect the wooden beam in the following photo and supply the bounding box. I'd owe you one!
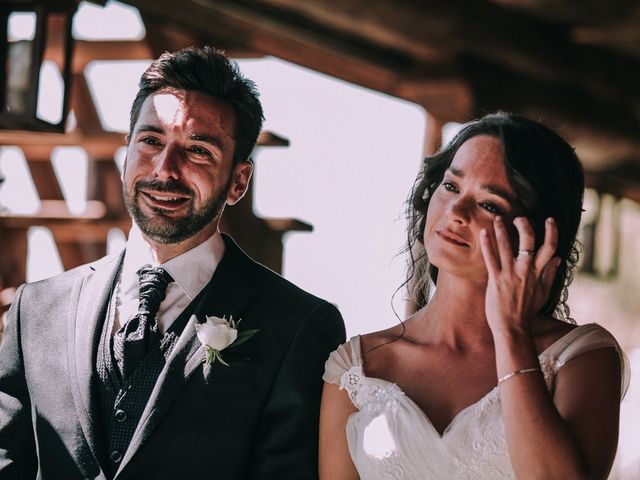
[86,160,128,216]
[257,131,289,147]
[72,40,152,72]
[0,131,126,158]
[264,218,312,232]
[126,0,443,100]
[465,58,640,171]
[0,217,131,242]
[0,130,288,158]
[121,1,640,145]
[0,226,28,288]
[244,0,640,103]
[26,160,64,200]
[69,72,103,134]
[487,0,637,24]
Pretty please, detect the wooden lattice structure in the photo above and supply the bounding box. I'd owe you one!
[0,31,311,307]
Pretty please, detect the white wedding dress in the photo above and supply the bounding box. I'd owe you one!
[323,323,629,480]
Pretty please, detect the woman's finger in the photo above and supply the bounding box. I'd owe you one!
[541,256,561,296]
[494,216,514,273]
[480,228,500,277]
[534,217,558,272]
[513,217,536,268]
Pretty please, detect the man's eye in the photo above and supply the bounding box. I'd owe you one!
[189,146,212,157]
[442,181,458,192]
[480,202,501,215]
[141,137,161,146]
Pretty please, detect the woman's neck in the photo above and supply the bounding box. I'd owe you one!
[412,272,495,351]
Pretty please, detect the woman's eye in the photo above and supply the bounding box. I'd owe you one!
[442,181,459,193]
[480,202,501,215]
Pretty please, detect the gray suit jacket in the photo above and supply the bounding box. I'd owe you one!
[0,235,345,479]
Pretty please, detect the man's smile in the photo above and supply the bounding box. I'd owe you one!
[139,189,192,211]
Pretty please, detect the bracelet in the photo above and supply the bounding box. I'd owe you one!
[497,367,541,386]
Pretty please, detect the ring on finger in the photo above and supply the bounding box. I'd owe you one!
[517,249,536,257]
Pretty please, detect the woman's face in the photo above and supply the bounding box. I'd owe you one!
[424,135,520,280]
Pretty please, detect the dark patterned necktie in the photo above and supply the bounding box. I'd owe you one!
[113,265,174,380]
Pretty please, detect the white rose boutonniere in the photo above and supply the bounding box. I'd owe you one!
[194,315,259,366]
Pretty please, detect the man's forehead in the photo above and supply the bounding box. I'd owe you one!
[136,89,237,138]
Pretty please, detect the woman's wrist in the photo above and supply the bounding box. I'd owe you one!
[492,326,539,376]
[490,321,531,343]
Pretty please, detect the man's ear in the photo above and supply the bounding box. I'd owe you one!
[226,160,253,205]
[121,134,131,180]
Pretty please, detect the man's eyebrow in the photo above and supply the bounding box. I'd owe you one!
[132,127,224,151]
[189,134,224,150]
[446,166,515,203]
[135,124,164,135]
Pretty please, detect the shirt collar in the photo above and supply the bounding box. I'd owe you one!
[120,225,225,300]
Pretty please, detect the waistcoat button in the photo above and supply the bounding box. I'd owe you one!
[114,409,127,422]
[110,450,123,463]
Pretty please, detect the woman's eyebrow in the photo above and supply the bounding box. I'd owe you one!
[447,167,515,203]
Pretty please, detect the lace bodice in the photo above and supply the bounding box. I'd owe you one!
[323,324,629,480]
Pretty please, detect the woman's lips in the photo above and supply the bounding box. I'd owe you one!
[437,230,469,247]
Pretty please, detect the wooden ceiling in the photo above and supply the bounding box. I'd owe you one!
[117,0,640,203]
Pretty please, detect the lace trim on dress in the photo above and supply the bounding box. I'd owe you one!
[340,365,404,415]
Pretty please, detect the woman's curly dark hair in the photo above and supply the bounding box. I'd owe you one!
[404,112,584,322]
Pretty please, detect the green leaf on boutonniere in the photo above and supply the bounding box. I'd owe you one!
[229,329,260,348]
[205,347,230,367]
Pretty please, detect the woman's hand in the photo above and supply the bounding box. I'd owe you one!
[479,216,560,334]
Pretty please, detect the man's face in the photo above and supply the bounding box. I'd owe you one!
[122,89,251,245]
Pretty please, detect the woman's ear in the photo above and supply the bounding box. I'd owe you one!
[226,160,253,205]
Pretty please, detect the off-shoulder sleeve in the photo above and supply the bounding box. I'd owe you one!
[322,336,361,385]
[548,323,630,398]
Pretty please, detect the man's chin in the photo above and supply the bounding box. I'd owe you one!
[136,218,191,244]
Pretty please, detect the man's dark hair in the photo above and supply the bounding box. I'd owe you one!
[129,45,264,166]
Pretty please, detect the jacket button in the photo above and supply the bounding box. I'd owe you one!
[114,409,127,422]
[110,450,122,463]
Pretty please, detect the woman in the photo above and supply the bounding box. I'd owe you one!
[319,113,629,479]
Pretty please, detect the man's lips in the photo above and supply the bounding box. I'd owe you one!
[139,190,191,210]
[436,230,470,247]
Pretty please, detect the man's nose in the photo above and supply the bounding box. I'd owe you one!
[152,143,181,180]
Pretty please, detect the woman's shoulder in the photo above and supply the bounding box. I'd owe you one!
[360,323,407,352]
[534,317,621,359]
[533,315,578,354]
[322,324,407,383]
[323,335,364,385]
[536,318,629,397]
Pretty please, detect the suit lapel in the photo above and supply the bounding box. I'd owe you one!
[117,237,257,474]
[66,252,124,474]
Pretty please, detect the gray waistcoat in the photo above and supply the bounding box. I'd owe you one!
[95,282,207,477]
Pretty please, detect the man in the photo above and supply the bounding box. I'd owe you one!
[0,46,345,479]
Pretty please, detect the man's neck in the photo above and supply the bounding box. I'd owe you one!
[138,223,220,264]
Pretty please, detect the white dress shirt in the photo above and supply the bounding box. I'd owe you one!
[114,225,225,334]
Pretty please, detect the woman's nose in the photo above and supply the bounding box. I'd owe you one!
[448,196,471,224]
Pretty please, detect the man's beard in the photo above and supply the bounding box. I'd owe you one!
[123,178,230,244]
